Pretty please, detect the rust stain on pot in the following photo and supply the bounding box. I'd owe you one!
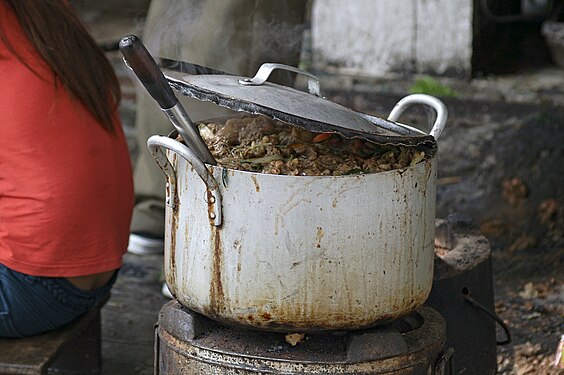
[239,311,273,325]
[233,240,242,273]
[216,290,427,331]
[251,175,260,192]
[209,225,225,317]
[260,312,272,321]
[234,310,403,332]
[316,227,324,248]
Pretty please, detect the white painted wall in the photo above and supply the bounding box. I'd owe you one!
[415,0,473,74]
[311,0,473,77]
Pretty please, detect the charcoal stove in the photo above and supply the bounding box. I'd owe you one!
[154,301,448,374]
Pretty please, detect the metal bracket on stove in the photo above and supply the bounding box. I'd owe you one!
[435,347,455,375]
[154,325,161,375]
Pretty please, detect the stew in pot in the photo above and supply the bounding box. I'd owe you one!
[191,115,428,176]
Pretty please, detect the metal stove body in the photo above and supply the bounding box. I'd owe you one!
[155,301,447,374]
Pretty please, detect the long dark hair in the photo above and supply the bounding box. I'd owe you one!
[0,0,121,134]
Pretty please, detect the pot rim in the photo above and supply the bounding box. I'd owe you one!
[167,121,435,181]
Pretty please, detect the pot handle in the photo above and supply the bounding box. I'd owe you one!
[238,63,321,97]
[387,94,448,140]
[147,135,222,226]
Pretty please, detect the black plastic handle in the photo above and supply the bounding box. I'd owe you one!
[119,35,178,109]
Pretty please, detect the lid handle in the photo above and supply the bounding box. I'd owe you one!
[239,63,321,97]
[387,94,448,140]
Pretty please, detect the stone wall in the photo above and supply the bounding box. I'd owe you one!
[311,0,473,77]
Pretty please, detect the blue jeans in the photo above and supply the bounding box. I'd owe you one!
[0,264,115,337]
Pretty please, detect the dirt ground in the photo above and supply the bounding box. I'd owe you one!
[433,98,562,375]
[466,110,562,375]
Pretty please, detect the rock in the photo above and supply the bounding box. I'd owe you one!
[284,333,305,346]
[519,282,539,299]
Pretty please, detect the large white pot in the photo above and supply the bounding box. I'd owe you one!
[148,94,447,332]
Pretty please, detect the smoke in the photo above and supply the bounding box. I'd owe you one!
[140,0,307,77]
[142,1,204,60]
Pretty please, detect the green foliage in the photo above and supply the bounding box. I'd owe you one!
[409,76,458,97]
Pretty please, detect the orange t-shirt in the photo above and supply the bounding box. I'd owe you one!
[0,4,134,277]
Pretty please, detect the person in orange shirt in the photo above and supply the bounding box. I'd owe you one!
[0,0,134,337]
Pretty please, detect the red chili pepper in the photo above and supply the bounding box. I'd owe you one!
[312,133,332,143]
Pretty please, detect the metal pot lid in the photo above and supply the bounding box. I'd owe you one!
[162,63,443,149]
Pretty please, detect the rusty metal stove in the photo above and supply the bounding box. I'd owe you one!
[154,302,447,374]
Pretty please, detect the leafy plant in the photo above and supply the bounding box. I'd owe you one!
[409,76,458,97]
